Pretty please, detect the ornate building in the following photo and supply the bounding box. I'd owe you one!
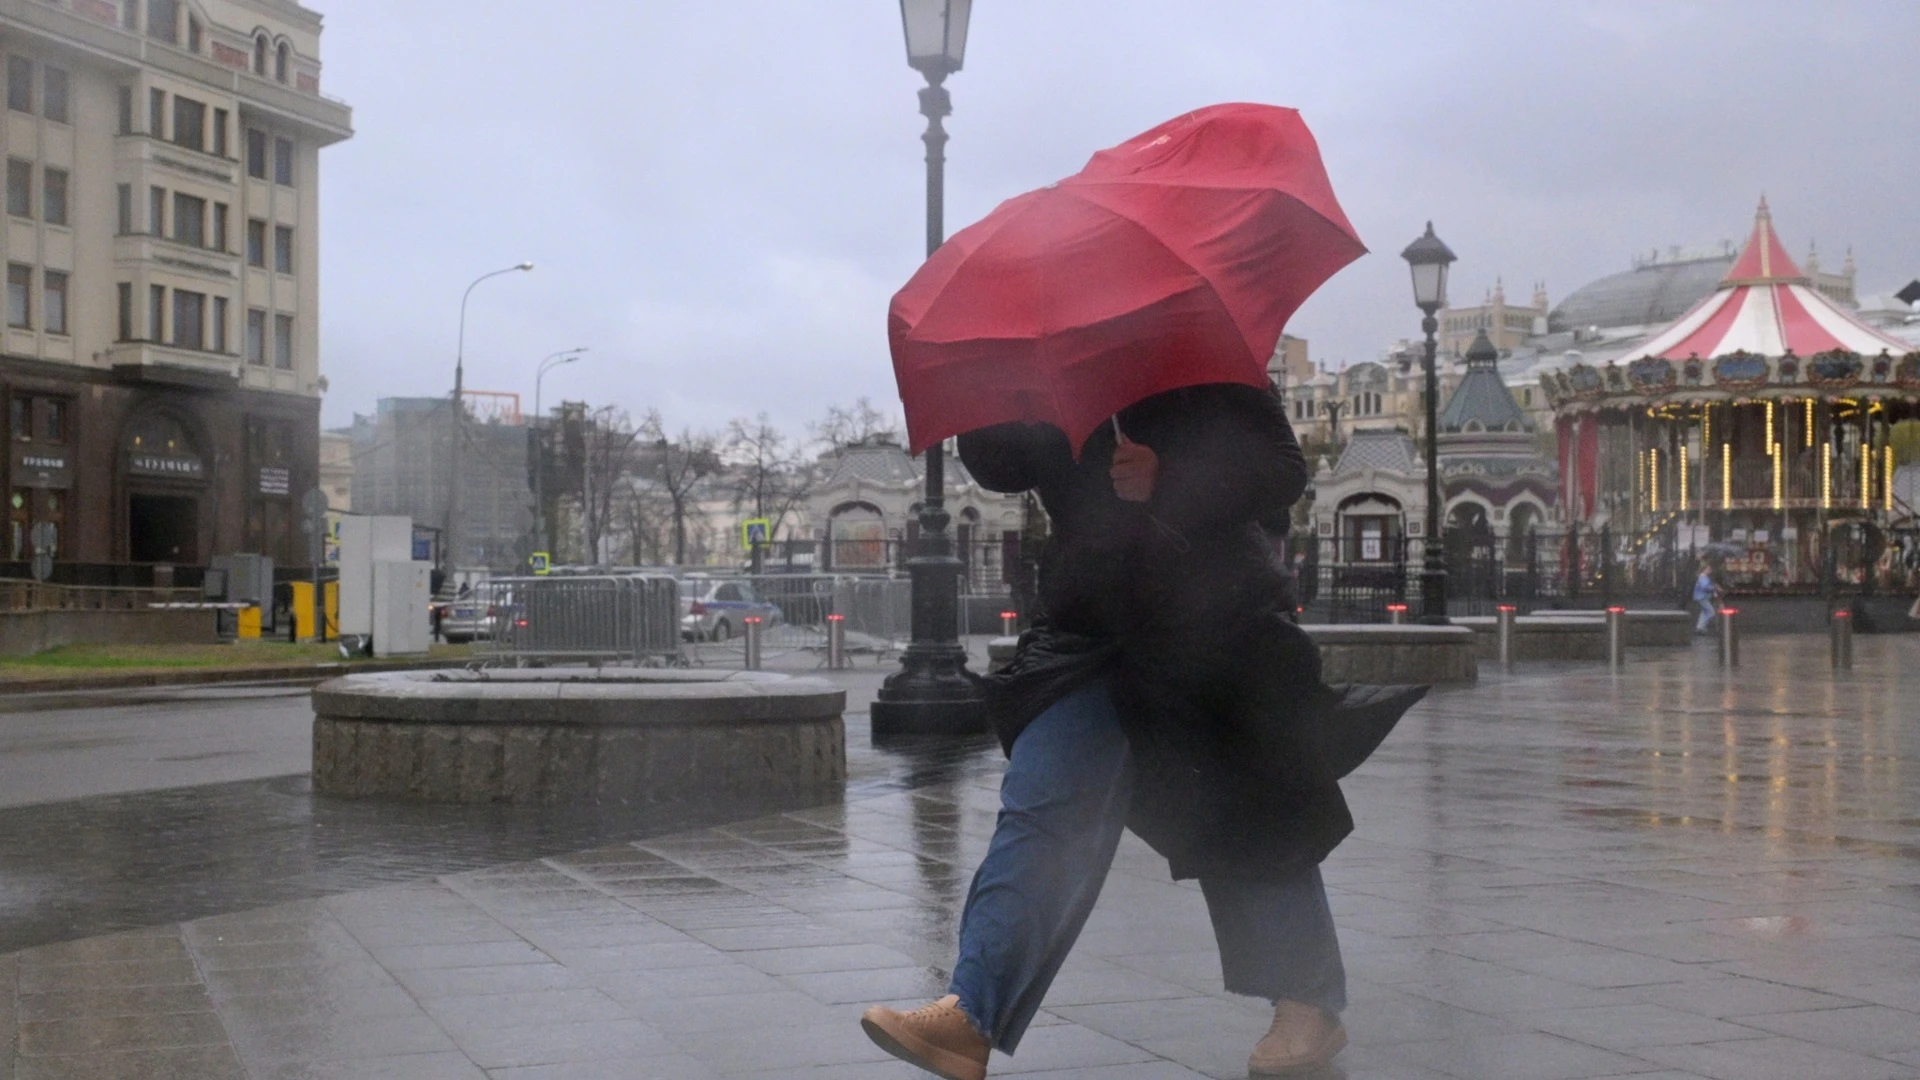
[0,0,350,578]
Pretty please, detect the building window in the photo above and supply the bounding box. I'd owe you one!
[117,85,133,134]
[173,193,205,247]
[275,42,290,83]
[186,15,202,53]
[7,264,31,328]
[246,218,265,266]
[7,57,31,114]
[274,314,294,369]
[117,183,133,234]
[172,96,205,151]
[245,307,265,364]
[172,289,204,349]
[212,108,229,157]
[245,128,266,179]
[43,168,67,227]
[149,284,164,340]
[148,88,165,138]
[213,296,228,352]
[253,34,268,75]
[147,0,179,44]
[43,67,68,124]
[213,203,229,252]
[43,400,65,443]
[43,271,67,336]
[118,283,133,339]
[274,225,293,274]
[148,185,165,234]
[9,397,26,440]
[6,160,30,219]
[273,137,294,185]
[122,0,138,29]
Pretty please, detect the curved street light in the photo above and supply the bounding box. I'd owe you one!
[444,262,533,574]
[533,347,588,560]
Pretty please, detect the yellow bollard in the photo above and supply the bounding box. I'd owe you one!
[290,582,316,641]
[237,605,262,640]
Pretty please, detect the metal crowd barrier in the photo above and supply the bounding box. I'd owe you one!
[684,574,919,665]
[476,575,682,666]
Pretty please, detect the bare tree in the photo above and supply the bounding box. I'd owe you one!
[582,406,642,564]
[640,410,721,566]
[809,397,900,451]
[724,413,815,543]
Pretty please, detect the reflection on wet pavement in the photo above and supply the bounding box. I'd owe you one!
[3,637,1918,1079]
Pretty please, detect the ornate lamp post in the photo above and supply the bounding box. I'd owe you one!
[871,0,986,736]
[532,347,587,561]
[444,262,533,573]
[1401,223,1455,624]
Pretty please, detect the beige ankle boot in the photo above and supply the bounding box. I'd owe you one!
[1249,998,1347,1076]
[861,994,991,1080]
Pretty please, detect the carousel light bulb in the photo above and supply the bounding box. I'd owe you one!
[1860,440,1871,509]
[1679,449,1689,512]
[1765,401,1774,451]
[1822,442,1832,509]
[1772,450,1782,511]
[1805,399,1814,447]
[1722,443,1731,508]
[1650,447,1659,510]
[1887,446,1896,512]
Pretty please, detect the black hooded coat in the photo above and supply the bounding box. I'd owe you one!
[959,383,1419,882]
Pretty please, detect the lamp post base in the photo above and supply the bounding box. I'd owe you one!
[870,650,987,736]
[1418,565,1450,625]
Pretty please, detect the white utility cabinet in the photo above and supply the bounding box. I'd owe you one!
[338,515,413,637]
[372,560,433,657]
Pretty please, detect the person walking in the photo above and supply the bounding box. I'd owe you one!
[859,384,1422,1080]
[1693,564,1721,633]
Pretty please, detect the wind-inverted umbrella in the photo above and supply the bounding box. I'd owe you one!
[890,102,1366,454]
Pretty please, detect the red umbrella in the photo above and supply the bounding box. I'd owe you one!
[890,103,1365,454]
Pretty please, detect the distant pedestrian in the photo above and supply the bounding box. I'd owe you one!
[1693,565,1721,633]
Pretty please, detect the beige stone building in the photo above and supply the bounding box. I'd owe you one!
[0,0,349,576]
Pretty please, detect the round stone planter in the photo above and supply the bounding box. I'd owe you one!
[311,668,846,806]
[1303,624,1479,684]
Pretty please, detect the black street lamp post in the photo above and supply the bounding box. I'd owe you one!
[1401,222,1456,624]
[871,0,987,736]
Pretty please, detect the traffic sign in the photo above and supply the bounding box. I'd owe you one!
[530,551,551,575]
[741,518,771,551]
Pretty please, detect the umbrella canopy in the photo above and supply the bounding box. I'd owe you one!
[890,103,1365,454]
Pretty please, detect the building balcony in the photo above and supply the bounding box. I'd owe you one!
[115,133,239,187]
[115,233,241,282]
[107,341,239,388]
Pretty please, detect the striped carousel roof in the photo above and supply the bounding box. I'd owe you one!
[1618,199,1908,362]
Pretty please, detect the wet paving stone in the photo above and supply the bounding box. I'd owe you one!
[1,638,1918,1077]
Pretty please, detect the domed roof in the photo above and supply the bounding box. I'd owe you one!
[1548,253,1734,333]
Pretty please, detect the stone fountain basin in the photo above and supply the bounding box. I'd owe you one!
[311,668,846,807]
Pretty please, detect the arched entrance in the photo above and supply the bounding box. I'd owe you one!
[826,501,886,570]
[121,411,207,564]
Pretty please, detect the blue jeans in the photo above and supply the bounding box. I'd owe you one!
[1696,598,1717,632]
[948,677,1347,1053]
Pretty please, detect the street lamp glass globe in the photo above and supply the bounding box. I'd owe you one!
[1400,222,1456,312]
[517,261,535,271]
[900,0,971,76]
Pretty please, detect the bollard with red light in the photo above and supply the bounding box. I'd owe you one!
[743,615,763,671]
[1605,605,1626,671]
[1717,607,1739,668]
[1000,610,1018,636]
[1386,603,1408,625]
[1830,608,1852,671]
[1496,604,1517,669]
[826,613,847,670]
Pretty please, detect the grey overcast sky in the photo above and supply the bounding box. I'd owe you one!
[314,1,1920,433]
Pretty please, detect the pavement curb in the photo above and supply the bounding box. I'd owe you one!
[0,658,470,695]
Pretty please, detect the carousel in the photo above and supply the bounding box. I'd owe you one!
[1541,199,1920,592]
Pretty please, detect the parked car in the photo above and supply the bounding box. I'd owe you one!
[680,578,782,642]
[437,597,493,644]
